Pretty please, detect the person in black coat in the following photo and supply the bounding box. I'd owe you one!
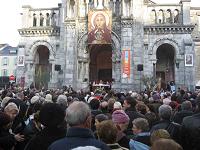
[49,101,110,150]
[0,112,24,150]
[180,100,200,150]
[173,101,193,124]
[123,96,145,136]
[24,103,67,150]
[150,105,172,132]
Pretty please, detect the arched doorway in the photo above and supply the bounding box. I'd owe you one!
[89,45,112,83]
[156,44,175,89]
[34,45,51,89]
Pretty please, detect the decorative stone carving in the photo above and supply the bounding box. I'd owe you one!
[144,25,194,34]
[150,38,181,56]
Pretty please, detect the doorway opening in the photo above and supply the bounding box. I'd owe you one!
[34,45,51,89]
[89,45,112,84]
[156,43,175,89]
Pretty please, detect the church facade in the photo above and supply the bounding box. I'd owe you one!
[17,0,200,91]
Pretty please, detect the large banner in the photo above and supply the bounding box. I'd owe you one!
[122,49,131,79]
[88,10,112,44]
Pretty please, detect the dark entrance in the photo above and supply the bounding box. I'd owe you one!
[34,45,51,89]
[89,45,112,83]
[156,44,175,89]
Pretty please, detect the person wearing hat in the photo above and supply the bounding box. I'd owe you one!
[112,110,130,149]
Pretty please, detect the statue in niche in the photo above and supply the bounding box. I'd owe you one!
[174,10,179,23]
[51,12,57,26]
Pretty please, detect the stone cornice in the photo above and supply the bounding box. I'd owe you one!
[121,19,134,28]
[18,26,60,36]
[144,25,194,34]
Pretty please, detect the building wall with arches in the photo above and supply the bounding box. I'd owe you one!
[17,0,200,90]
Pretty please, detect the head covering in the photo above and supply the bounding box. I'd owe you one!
[0,112,11,127]
[95,114,109,122]
[31,96,40,104]
[113,101,122,109]
[1,97,11,108]
[112,110,130,124]
[45,94,53,103]
[4,102,19,113]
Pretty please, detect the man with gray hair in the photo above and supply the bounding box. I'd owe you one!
[150,105,172,132]
[48,101,110,150]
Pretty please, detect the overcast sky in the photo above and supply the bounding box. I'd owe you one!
[0,0,200,46]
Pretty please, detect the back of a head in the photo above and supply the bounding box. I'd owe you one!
[132,118,149,132]
[150,129,171,145]
[125,96,137,108]
[56,94,68,108]
[181,100,192,111]
[39,103,65,128]
[89,99,100,110]
[151,139,183,150]
[95,114,109,122]
[72,146,100,150]
[96,120,117,144]
[159,105,172,120]
[66,101,91,126]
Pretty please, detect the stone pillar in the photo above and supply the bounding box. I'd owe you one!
[85,62,89,81]
[122,0,126,17]
[79,0,86,17]
[104,0,109,8]
[94,0,97,8]
[21,5,31,28]
[36,13,40,27]
[86,0,89,14]
[97,0,104,9]
[113,0,116,15]
[181,0,191,25]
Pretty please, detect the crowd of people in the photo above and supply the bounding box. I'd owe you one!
[0,85,199,150]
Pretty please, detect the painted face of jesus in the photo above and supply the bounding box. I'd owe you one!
[94,14,106,29]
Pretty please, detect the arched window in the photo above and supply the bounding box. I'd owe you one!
[158,9,164,24]
[33,13,37,26]
[166,9,172,24]
[46,13,50,26]
[150,9,157,24]
[174,9,179,23]
[40,13,44,26]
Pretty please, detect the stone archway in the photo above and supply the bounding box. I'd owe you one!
[150,38,182,90]
[77,31,121,89]
[26,40,55,89]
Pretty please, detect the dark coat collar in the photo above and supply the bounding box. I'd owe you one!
[67,127,95,138]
